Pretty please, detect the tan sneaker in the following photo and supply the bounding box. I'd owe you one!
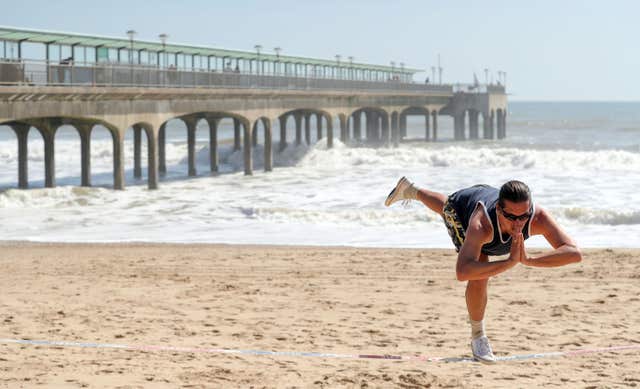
[384,176,415,206]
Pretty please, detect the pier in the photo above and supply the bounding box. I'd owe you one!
[0,27,507,190]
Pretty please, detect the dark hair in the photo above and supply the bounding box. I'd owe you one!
[499,180,531,207]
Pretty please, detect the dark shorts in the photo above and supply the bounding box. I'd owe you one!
[442,197,465,252]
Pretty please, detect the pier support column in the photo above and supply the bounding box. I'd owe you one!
[264,119,273,172]
[425,114,430,141]
[353,113,361,141]
[42,124,56,188]
[326,115,333,149]
[185,118,197,177]
[316,113,323,140]
[11,124,30,189]
[279,116,287,151]
[339,115,348,145]
[497,110,506,139]
[243,121,253,175]
[113,131,125,190]
[233,118,242,151]
[454,112,466,140]
[294,113,302,146]
[365,111,373,143]
[391,113,399,147]
[484,111,495,139]
[133,125,142,179]
[159,123,166,176]
[146,127,159,190]
[432,111,438,141]
[78,123,93,187]
[206,118,219,173]
[252,123,258,147]
[304,113,311,145]
[469,110,479,139]
[381,114,390,147]
[400,114,407,140]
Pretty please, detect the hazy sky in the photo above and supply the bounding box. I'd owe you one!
[1,0,639,101]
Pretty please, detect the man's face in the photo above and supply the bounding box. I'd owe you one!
[497,199,532,235]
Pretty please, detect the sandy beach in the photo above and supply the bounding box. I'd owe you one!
[1,243,639,388]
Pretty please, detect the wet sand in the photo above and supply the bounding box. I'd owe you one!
[1,243,639,388]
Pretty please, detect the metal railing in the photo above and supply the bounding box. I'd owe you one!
[0,59,506,94]
[0,59,456,94]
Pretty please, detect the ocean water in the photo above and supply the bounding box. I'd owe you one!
[0,101,639,248]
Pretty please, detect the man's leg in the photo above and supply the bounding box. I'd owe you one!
[385,177,447,217]
[416,188,447,217]
[466,253,496,363]
[466,253,489,322]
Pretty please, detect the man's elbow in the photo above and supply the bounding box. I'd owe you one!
[572,246,583,263]
[564,244,582,264]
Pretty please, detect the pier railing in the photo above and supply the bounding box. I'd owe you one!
[0,59,509,94]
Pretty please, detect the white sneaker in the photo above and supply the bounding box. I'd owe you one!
[471,336,496,364]
[384,176,415,207]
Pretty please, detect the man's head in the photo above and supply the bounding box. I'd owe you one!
[498,180,532,234]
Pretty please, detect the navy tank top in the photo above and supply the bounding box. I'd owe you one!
[448,184,533,256]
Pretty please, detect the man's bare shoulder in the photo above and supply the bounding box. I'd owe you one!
[466,203,493,243]
[530,205,552,236]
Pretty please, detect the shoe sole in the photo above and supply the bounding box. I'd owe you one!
[473,355,497,364]
[384,177,407,207]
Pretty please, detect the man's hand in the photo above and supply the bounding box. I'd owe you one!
[516,233,529,264]
[508,233,524,268]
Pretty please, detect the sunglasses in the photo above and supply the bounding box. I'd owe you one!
[498,206,532,222]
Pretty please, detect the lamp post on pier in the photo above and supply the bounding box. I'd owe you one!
[159,33,168,68]
[126,30,136,64]
[254,44,262,76]
[274,46,282,75]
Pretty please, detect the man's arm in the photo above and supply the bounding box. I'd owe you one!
[456,205,521,281]
[525,206,582,267]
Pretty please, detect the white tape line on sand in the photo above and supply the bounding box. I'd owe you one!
[2,338,640,363]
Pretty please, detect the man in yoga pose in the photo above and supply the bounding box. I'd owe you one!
[385,178,582,363]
